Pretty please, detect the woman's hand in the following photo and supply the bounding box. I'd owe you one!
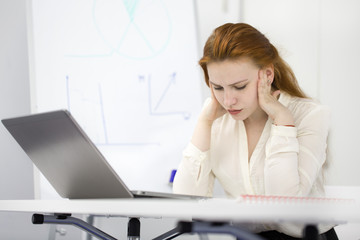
[199,86,227,123]
[191,86,226,151]
[258,69,295,126]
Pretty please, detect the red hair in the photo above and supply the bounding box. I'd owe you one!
[199,23,307,98]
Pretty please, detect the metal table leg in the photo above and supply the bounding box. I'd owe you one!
[152,221,265,240]
[32,213,117,240]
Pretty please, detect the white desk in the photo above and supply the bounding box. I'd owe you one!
[1,197,359,239]
[1,197,359,223]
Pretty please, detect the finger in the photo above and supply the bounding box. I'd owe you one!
[264,70,272,86]
[259,70,271,94]
[209,84,222,106]
[210,83,216,98]
[257,70,266,89]
[272,90,281,99]
[261,69,267,83]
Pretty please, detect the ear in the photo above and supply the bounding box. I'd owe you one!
[264,65,275,83]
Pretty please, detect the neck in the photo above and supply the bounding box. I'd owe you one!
[244,107,268,127]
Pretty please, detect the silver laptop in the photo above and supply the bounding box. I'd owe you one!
[2,110,200,199]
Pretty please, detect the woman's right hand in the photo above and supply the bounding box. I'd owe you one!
[191,87,226,151]
[199,86,227,123]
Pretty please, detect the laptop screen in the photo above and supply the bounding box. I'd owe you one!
[2,110,134,199]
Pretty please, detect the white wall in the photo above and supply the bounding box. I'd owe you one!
[318,0,360,186]
[0,0,48,239]
[0,0,32,210]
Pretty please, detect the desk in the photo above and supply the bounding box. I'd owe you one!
[0,197,359,239]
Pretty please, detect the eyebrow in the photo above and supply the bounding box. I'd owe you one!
[209,79,248,87]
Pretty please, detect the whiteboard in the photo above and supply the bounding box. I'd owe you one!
[28,0,202,196]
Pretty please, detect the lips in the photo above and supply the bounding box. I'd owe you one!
[228,109,242,115]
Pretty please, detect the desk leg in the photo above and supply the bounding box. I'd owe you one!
[152,225,183,240]
[86,215,95,240]
[152,221,265,240]
[181,222,265,240]
[32,213,117,240]
[128,218,140,240]
[303,224,319,240]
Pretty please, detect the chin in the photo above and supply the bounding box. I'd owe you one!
[229,114,247,121]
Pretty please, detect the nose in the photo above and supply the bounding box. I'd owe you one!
[223,90,237,108]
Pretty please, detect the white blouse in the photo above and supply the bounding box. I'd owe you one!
[173,93,333,237]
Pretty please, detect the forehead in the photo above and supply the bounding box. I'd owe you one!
[207,58,259,84]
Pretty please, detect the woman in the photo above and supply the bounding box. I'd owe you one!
[173,23,338,239]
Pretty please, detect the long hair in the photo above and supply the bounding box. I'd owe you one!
[199,23,307,98]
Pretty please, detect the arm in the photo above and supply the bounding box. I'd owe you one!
[173,89,226,196]
[191,89,227,151]
[257,69,330,196]
[172,110,215,196]
[172,142,215,196]
[264,105,330,196]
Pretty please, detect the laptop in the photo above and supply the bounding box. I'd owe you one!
[2,110,201,199]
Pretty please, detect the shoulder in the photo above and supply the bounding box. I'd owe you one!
[280,93,331,130]
[281,93,330,119]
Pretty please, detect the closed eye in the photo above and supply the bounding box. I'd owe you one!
[213,86,223,90]
[210,83,223,90]
[235,85,246,90]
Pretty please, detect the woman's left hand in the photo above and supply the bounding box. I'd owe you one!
[258,69,295,126]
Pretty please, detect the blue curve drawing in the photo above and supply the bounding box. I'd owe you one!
[65,0,172,60]
[123,0,140,21]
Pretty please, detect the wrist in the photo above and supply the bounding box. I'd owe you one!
[198,115,215,126]
[273,124,296,127]
[191,118,213,152]
[272,108,294,126]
